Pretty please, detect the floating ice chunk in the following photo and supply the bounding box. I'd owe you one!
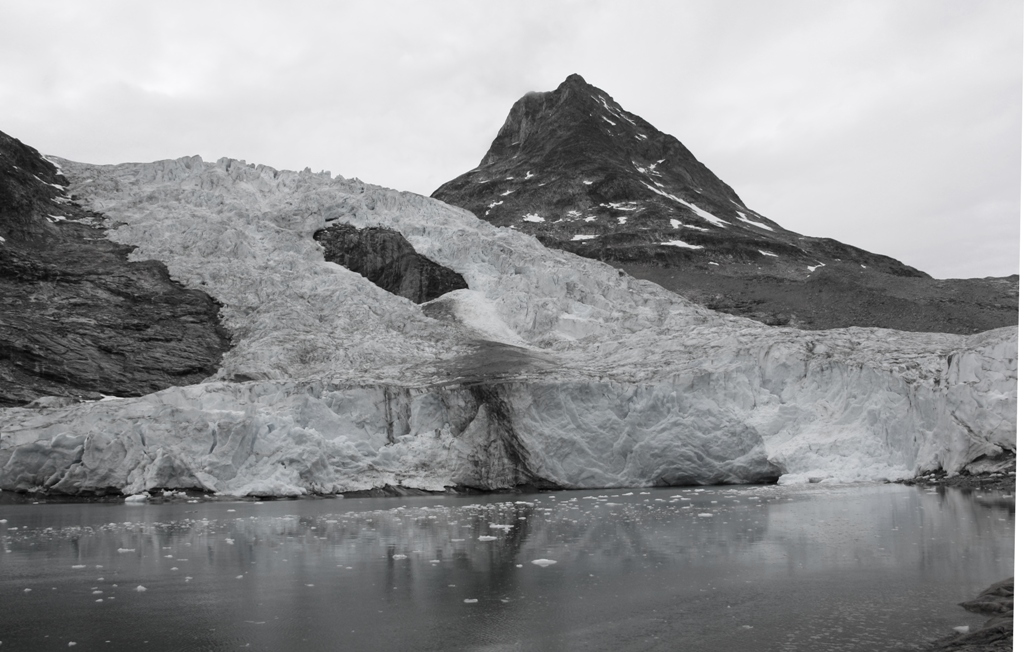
[392,554,408,560]
[225,538,234,545]
[135,585,147,592]
[24,588,31,593]
[583,180,593,185]
[698,513,713,517]
[660,240,703,250]
[572,234,596,241]
[124,493,148,503]
[488,524,513,531]
[72,564,85,569]
[117,548,135,553]
[477,535,498,541]
[531,559,557,567]
[464,598,478,603]
[522,214,545,223]
[953,626,970,634]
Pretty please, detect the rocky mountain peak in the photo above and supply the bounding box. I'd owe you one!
[433,77,1018,333]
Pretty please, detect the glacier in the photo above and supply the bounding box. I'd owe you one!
[0,155,1016,496]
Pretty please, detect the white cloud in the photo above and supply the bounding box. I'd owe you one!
[0,0,1018,278]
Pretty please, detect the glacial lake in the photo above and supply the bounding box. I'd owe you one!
[0,484,1013,651]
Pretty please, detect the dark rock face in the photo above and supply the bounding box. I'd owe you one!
[433,74,1018,334]
[0,130,231,407]
[917,577,1013,651]
[314,223,468,303]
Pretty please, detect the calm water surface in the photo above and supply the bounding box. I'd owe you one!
[0,484,1014,651]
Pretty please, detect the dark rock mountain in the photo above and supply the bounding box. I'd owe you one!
[0,129,230,407]
[433,74,1018,333]
[314,223,468,303]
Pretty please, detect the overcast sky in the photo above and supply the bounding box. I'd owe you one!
[2,0,1019,279]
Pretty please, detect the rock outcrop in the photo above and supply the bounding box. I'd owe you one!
[918,578,1013,651]
[0,152,1014,496]
[314,223,468,303]
[0,130,230,407]
[432,74,1018,334]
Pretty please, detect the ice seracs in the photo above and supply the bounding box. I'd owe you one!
[0,155,1015,496]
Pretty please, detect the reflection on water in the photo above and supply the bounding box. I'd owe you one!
[0,484,1014,651]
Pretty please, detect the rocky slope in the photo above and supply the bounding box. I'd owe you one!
[432,74,1018,333]
[0,152,1014,496]
[0,130,230,407]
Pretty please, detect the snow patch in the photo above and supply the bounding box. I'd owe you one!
[807,262,826,272]
[758,250,779,258]
[669,219,681,229]
[660,240,703,250]
[736,212,774,231]
[642,183,728,228]
[571,234,597,241]
[522,214,545,223]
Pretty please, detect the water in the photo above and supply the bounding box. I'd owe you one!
[0,484,1013,651]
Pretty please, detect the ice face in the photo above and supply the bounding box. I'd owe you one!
[0,156,1014,495]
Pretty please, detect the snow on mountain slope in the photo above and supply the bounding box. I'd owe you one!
[0,156,1015,496]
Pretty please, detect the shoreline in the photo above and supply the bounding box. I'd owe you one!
[912,578,1014,652]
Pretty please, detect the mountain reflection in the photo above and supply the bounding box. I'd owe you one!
[0,484,1013,652]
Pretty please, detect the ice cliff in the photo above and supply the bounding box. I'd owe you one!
[0,156,1016,495]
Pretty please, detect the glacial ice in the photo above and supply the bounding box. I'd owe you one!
[0,154,1015,496]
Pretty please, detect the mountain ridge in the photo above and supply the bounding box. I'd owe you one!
[433,74,1017,333]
